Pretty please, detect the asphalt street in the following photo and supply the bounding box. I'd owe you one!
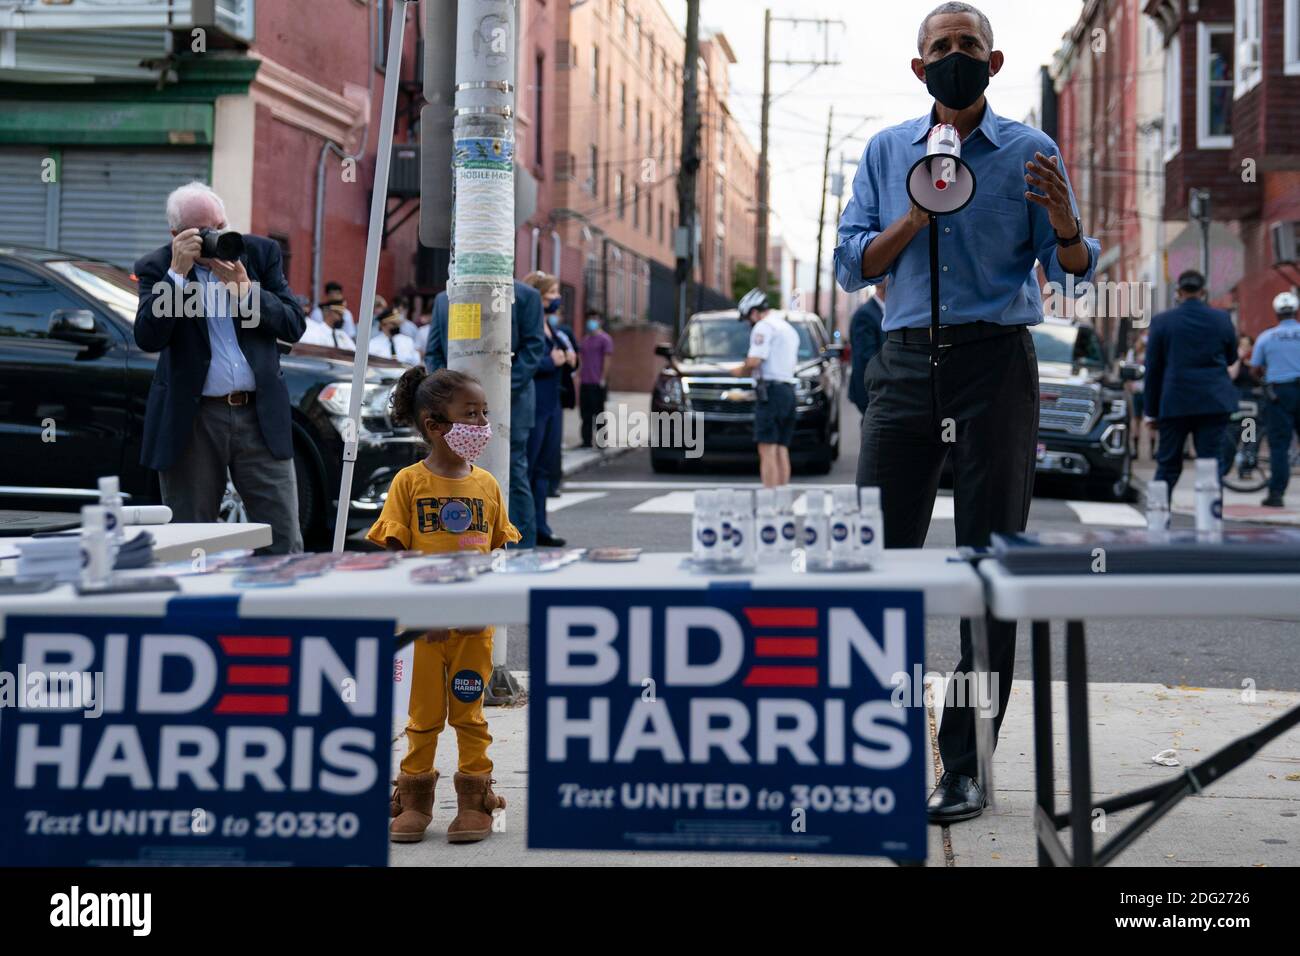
[518,393,1300,693]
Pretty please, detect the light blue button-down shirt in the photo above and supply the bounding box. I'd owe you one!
[170,265,257,396]
[1251,318,1300,384]
[834,103,1099,332]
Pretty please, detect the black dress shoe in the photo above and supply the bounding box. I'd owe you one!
[536,532,567,548]
[1262,495,1285,508]
[926,772,986,824]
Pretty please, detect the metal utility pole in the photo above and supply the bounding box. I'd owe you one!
[813,104,833,324]
[332,0,410,551]
[1190,187,1211,291]
[448,0,518,702]
[674,0,701,340]
[756,12,843,297]
[828,153,846,334]
[757,8,772,294]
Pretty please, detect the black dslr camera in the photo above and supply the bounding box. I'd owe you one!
[198,227,245,260]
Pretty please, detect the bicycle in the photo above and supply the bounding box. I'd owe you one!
[1221,396,1269,493]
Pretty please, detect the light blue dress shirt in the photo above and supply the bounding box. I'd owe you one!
[170,265,257,396]
[1251,319,1300,384]
[834,103,1100,332]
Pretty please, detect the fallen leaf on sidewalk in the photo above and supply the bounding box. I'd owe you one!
[1285,773,1300,782]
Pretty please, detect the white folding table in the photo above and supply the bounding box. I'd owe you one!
[979,560,1300,867]
[0,522,272,573]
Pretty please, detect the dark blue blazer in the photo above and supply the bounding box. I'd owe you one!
[1143,298,1238,420]
[848,297,885,411]
[133,236,306,471]
[424,280,546,402]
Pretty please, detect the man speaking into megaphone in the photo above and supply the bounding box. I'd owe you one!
[834,2,1099,824]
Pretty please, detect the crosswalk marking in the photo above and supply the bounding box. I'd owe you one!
[1064,501,1147,527]
[565,484,1144,529]
[546,491,607,513]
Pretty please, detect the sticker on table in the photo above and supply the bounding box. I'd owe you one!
[527,588,927,860]
[448,302,482,341]
[0,613,394,867]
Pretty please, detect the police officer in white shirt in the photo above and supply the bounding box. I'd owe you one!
[733,288,800,487]
[301,300,356,351]
[368,303,421,365]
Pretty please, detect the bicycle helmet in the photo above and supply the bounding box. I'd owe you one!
[737,287,769,319]
[1273,290,1299,317]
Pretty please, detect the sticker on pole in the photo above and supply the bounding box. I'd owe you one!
[0,613,394,866]
[452,136,515,284]
[527,588,927,859]
[448,302,482,341]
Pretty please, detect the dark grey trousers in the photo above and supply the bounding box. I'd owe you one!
[159,400,304,554]
[857,327,1039,779]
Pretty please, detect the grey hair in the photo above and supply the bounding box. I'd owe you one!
[165,181,226,231]
[917,2,994,56]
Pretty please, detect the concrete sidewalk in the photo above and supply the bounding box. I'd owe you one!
[388,676,1300,867]
[1134,458,1300,526]
[558,390,649,477]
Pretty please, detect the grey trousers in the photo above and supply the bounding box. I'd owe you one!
[159,400,304,554]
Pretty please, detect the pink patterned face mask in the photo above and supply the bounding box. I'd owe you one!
[440,421,492,461]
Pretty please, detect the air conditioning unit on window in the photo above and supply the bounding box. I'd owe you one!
[1238,38,1260,71]
[1271,221,1299,266]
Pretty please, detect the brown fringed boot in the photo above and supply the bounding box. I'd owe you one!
[447,772,506,843]
[389,771,438,843]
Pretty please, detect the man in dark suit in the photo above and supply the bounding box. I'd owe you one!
[1144,269,1238,499]
[134,182,307,553]
[425,280,546,548]
[848,293,885,417]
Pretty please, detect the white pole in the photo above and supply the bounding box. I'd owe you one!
[332,0,410,552]
[450,0,519,703]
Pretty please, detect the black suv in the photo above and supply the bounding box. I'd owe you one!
[0,247,422,545]
[1031,317,1141,501]
[649,310,844,475]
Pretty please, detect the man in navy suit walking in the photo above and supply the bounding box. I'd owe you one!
[134,182,307,553]
[1143,270,1238,500]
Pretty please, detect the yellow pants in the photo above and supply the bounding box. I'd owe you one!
[401,629,494,776]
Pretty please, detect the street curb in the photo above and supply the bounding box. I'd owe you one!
[560,442,636,478]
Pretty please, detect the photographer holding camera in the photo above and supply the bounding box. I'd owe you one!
[134,181,307,553]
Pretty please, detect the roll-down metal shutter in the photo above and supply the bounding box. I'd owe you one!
[0,148,54,248]
[57,149,212,268]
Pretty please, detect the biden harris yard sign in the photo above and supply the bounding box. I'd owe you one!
[0,613,393,866]
[527,588,926,859]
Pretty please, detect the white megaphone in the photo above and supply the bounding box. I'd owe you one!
[906,124,976,215]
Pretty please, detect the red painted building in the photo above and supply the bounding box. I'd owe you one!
[1145,0,1300,337]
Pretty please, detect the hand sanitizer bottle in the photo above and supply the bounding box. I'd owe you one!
[1193,458,1222,539]
[830,486,858,566]
[755,488,783,564]
[802,489,831,568]
[693,489,722,564]
[857,486,884,563]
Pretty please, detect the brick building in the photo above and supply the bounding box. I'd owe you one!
[0,0,421,311]
[1143,0,1300,337]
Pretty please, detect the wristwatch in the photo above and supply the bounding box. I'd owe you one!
[1056,216,1084,247]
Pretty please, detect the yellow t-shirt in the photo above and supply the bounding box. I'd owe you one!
[367,462,520,554]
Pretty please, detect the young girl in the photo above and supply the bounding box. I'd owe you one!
[369,366,519,844]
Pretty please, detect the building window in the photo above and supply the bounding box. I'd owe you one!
[634,99,641,143]
[620,0,628,37]
[1234,0,1262,97]
[615,173,625,219]
[1287,0,1300,76]
[658,202,664,243]
[1163,33,1181,160]
[588,145,599,196]
[535,53,545,169]
[1197,22,1233,149]
[633,184,640,227]
[591,44,600,97]
[619,82,627,129]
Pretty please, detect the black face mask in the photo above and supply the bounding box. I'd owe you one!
[924,51,990,111]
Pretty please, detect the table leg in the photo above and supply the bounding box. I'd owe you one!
[1065,620,1094,866]
[970,609,996,810]
[1031,620,1054,867]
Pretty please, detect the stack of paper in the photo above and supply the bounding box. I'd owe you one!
[15,536,82,583]
[992,528,1300,575]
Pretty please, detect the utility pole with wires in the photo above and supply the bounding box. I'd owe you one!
[828,152,847,334]
[813,104,833,325]
[674,0,701,340]
[756,10,844,294]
